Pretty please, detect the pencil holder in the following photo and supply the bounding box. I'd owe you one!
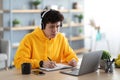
[104,59,115,73]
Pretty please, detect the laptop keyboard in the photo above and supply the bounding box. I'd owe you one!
[70,69,79,74]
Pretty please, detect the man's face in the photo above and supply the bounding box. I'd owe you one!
[43,22,61,39]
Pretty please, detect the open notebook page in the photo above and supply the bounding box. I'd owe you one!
[40,63,72,71]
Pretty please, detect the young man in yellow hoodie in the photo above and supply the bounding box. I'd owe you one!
[14,9,79,69]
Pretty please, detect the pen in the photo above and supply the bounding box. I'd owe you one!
[47,57,57,67]
[47,57,52,61]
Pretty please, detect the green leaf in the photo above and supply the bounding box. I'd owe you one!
[13,19,20,25]
[101,50,111,60]
[32,0,41,6]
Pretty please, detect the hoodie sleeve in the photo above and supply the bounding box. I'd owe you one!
[14,35,39,69]
[62,36,79,63]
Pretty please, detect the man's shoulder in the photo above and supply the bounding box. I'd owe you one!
[57,32,66,38]
[25,27,39,37]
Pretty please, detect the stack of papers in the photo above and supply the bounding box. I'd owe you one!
[40,63,72,71]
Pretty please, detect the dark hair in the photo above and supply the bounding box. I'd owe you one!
[41,9,64,30]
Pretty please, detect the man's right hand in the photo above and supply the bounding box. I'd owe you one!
[43,61,56,68]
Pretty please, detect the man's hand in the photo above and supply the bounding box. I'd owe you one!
[43,61,56,68]
[68,58,77,67]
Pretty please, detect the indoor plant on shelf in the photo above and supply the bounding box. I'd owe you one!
[101,50,111,60]
[32,0,41,9]
[78,28,83,36]
[74,14,83,23]
[12,19,20,27]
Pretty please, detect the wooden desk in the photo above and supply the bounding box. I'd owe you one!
[0,68,120,80]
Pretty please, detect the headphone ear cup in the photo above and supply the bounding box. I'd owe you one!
[60,22,62,27]
[41,22,44,30]
[41,18,44,30]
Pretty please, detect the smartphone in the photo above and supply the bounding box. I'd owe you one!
[32,70,45,75]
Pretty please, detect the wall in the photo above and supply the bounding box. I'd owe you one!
[0,0,3,38]
[0,0,3,27]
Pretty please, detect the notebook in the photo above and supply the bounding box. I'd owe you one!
[40,63,72,71]
[60,50,102,76]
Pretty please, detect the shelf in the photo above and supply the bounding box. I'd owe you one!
[59,10,69,13]
[4,26,37,31]
[0,10,3,13]
[68,35,85,41]
[62,23,83,27]
[4,10,43,13]
[3,9,66,13]
[62,23,69,27]
[3,9,82,13]
[70,23,83,27]
[0,27,3,31]
[12,43,19,48]
[70,9,83,13]
[74,48,89,54]
[12,10,43,13]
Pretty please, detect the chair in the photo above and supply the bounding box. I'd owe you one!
[0,39,10,70]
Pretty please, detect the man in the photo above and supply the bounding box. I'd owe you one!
[14,9,78,69]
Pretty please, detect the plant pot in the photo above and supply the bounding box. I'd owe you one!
[100,59,107,70]
[78,19,83,23]
[13,24,20,27]
[34,5,39,9]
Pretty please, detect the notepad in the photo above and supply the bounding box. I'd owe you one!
[40,64,72,71]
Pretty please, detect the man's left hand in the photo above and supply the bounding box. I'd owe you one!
[68,58,77,67]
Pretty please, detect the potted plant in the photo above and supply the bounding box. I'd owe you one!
[12,19,20,27]
[74,14,83,23]
[78,28,83,36]
[32,0,41,9]
[101,50,111,60]
[100,50,111,69]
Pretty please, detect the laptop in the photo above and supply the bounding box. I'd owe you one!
[60,50,102,76]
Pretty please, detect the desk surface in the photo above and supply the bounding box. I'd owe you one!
[0,68,120,80]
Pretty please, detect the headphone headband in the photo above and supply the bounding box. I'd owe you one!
[41,9,63,30]
[41,10,51,18]
[41,10,51,30]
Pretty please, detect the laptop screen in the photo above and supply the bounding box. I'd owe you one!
[78,50,102,75]
[60,50,102,76]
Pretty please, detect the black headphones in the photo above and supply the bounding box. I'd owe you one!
[41,10,51,30]
[41,9,62,30]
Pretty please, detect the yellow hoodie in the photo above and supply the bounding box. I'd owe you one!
[14,27,78,69]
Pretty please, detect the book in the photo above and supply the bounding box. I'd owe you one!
[40,63,72,71]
